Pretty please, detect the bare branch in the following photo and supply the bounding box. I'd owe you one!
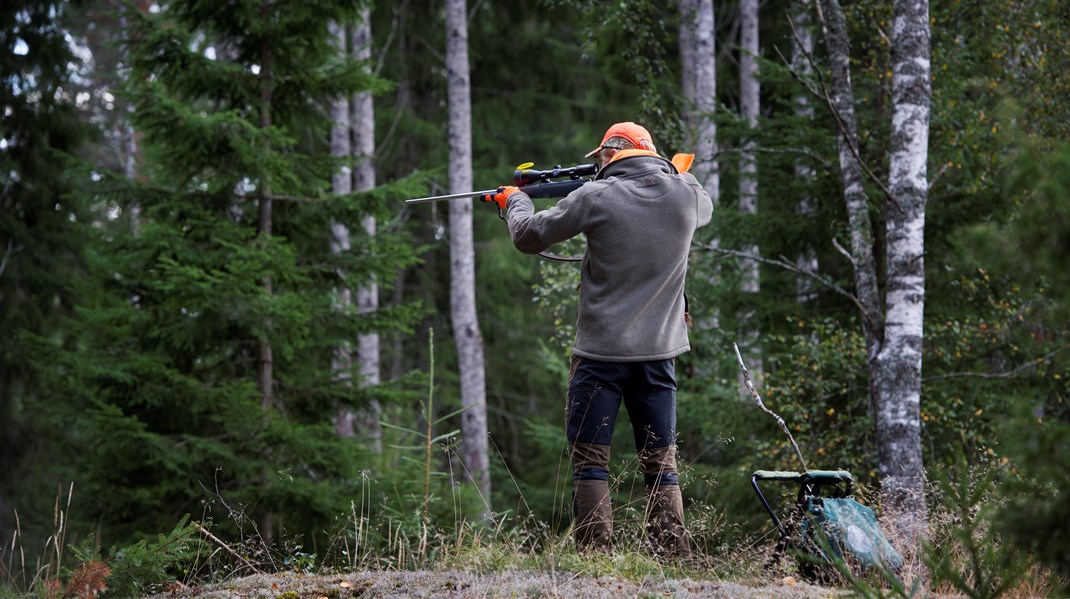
[832,236,854,266]
[699,242,880,331]
[268,194,320,203]
[876,25,891,47]
[923,350,1063,382]
[782,8,894,204]
[928,161,949,192]
[372,0,408,78]
[196,524,264,575]
[713,146,834,171]
[702,244,839,302]
[0,239,24,281]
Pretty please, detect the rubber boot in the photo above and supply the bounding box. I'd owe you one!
[645,484,689,559]
[573,479,613,553]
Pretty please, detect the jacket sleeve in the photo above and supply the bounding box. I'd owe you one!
[506,187,595,254]
[682,173,714,228]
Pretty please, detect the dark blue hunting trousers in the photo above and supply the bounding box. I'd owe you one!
[566,355,679,487]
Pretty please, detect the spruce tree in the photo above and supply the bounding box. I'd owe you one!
[0,0,95,533]
[24,0,421,545]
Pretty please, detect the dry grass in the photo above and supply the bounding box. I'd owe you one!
[144,568,854,599]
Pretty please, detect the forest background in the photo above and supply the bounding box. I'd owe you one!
[2,0,1069,595]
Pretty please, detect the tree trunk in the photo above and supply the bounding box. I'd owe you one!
[738,0,762,375]
[679,0,696,106]
[680,0,720,333]
[876,0,930,549]
[818,0,929,554]
[445,0,491,515]
[120,0,153,232]
[256,0,275,545]
[681,0,718,203]
[818,0,883,346]
[329,21,356,438]
[351,11,383,453]
[791,0,818,302]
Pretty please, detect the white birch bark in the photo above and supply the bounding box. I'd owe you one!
[682,0,719,203]
[680,0,721,333]
[738,0,762,376]
[445,0,491,514]
[329,21,357,438]
[351,10,383,453]
[739,0,759,293]
[818,0,928,553]
[877,0,930,548]
[791,0,819,302]
[679,0,697,107]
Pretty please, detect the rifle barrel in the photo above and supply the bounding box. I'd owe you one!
[406,189,498,204]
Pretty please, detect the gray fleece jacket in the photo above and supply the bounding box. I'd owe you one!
[507,153,713,362]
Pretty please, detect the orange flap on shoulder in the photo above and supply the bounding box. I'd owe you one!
[671,153,695,174]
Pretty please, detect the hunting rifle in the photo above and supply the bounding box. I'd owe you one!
[406,162,599,219]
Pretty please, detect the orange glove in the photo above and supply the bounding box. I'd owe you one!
[480,186,519,210]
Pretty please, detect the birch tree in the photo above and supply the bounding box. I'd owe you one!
[817,0,930,551]
[445,0,491,512]
[329,21,356,438]
[879,0,930,548]
[679,0,718,204]
[738,0,762,374]
[791,0,818,302]
[679,0,720,334]
[351,9,383,453]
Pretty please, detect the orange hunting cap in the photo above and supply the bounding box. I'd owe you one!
[584,122,656,158]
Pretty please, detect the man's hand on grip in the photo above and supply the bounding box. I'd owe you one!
[480,186,519,210]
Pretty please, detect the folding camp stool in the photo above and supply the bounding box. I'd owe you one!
[751,469,903,580]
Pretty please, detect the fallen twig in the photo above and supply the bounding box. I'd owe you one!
[196,525,263,575]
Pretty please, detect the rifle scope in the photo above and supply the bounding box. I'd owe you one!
[514,163,599,187]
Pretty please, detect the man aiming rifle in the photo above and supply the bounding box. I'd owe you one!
[482,122,713,557]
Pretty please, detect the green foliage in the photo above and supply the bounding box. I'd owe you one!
[73,516,203,598]
[946,142,1070,589]
[762,320,874,480]
[0,0,96,534]
[3,0,426,552]
[924,455,1030,599]
[998,418,1070,592]
[539,0,686,148]
[5,1,1070,596]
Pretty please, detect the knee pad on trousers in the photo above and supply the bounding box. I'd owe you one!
[639,445,679,487]
[571,442,611,481]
